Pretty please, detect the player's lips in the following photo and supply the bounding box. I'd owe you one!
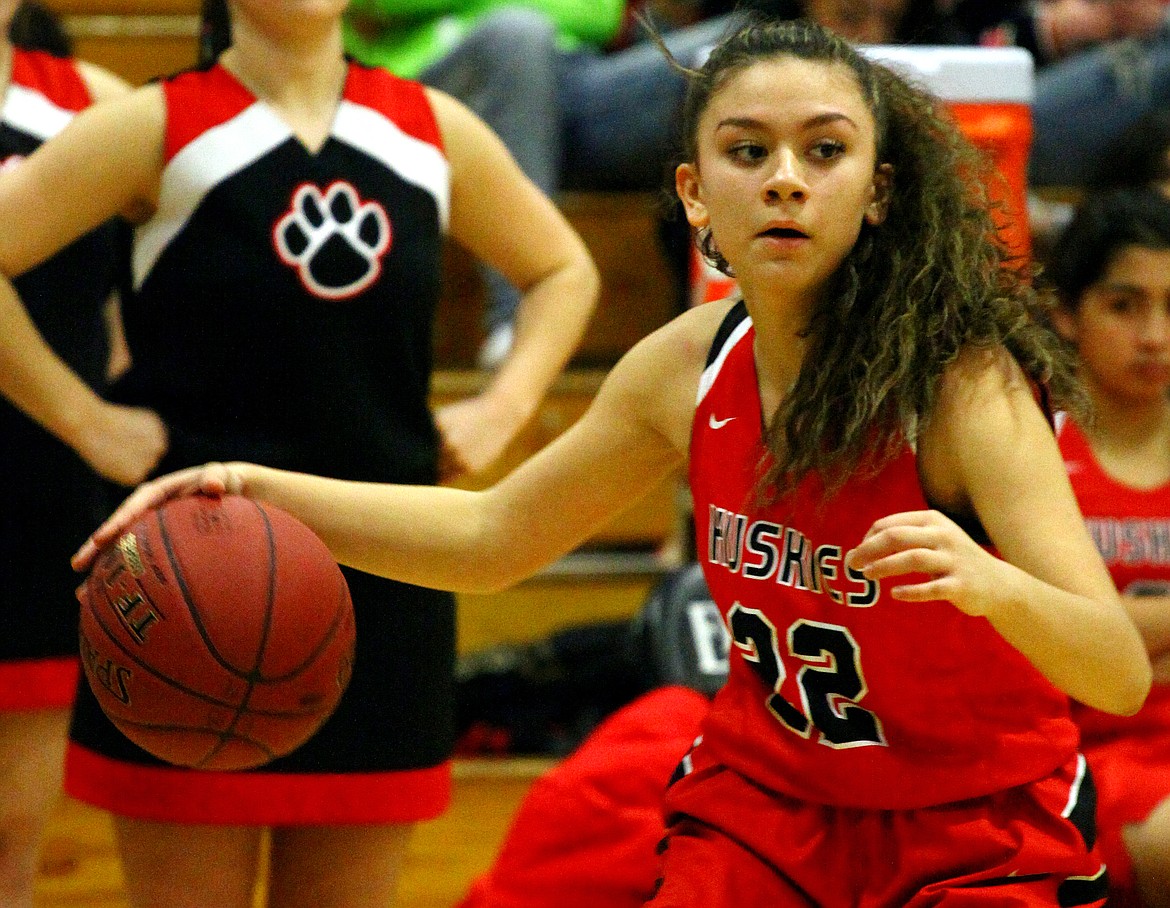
[757,220,809,239]
[757,221,810,250]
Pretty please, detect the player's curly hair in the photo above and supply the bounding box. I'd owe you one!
[674,17,1083,499]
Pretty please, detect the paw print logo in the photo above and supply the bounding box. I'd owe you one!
[274,181,392,300]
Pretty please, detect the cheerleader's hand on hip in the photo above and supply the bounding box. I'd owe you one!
[75,401,168,487]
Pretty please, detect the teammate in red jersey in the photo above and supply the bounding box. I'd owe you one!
[1048,185,1170,908]
[0,3,128,904]
[75,17,1152,907]
[0,0,597,904]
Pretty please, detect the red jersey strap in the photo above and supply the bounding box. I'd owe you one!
[11,49,90,111]
[162,65,254,163]
[345,63,444,153]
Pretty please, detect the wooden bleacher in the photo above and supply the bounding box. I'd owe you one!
[31,8,684,907]
[426,191,686,652]
[41,0,199,86]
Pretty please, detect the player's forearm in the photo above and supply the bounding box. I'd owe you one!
[236,463,528,593]
[987,566,1152,716]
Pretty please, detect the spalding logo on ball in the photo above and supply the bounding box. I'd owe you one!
[79,494,355,771]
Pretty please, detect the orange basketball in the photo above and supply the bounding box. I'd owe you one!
[79,494,355,771]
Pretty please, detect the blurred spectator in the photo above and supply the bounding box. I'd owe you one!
[1030,103,1170,259]
[952,0,1170,186]
[1092,105,1170,195]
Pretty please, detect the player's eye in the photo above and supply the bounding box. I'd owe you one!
[728,141,768,164]
[810,139,847,161]
[1103,293,1139,314]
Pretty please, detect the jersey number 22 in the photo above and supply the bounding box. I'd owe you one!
[729,605,886,748]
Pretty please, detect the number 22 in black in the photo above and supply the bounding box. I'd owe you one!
[729,604,886,748]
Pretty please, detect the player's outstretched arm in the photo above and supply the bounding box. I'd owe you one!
[76,303,724,590]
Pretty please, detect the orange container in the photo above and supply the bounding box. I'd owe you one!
[871,45,1034,260]
[947,101,1033,259]
[690,46,1035,306]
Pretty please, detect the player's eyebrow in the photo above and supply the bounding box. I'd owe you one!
[1095,281,1145,294]
[717,112,860,132]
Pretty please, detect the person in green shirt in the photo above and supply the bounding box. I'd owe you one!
[344,0,624,80]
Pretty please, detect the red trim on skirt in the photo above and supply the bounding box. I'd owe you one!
[65,744,452,825]
[0,657,79,711]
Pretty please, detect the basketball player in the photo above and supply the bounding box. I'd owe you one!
[1047,186,1170,908]
[0,4,132,905]
[77,18,1151,906]
[0,0,598,904]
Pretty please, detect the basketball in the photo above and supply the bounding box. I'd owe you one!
[78,494,355,771]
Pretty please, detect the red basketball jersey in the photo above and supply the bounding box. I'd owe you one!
[1059,414,1170,746]
[688,302,1078,809]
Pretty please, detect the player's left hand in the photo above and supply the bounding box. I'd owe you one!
[844,509,1009,618]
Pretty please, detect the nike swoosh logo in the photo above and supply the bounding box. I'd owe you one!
[709,414,736,429]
